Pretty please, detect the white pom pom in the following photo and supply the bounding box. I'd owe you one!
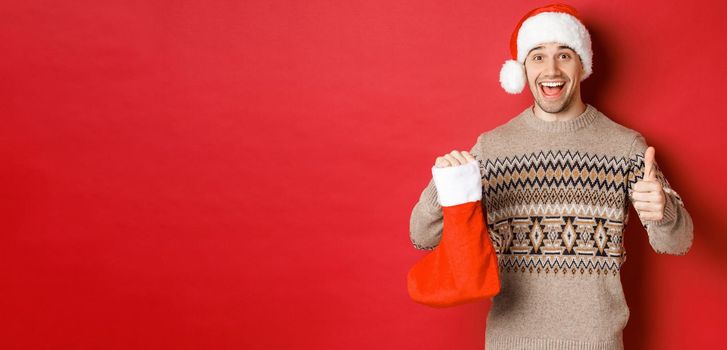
[499,60,526,94]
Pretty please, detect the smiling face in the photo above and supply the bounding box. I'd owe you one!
[524,42,585,114]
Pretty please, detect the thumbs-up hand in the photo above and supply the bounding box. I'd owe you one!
[631,146,667,222]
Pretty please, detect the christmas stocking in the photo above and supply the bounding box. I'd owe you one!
[407,160,501,307]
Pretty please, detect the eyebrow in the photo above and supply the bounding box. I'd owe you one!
[530,45,574,53]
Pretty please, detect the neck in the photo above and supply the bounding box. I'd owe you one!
[521,103,598,133]
[532,93,586,122]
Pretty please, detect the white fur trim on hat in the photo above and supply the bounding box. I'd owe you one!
[499,59,526,94]
[517,12,592,81]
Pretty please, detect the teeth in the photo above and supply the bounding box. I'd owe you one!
[540,81,565,87]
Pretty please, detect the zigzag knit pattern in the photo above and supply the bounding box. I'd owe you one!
[478,149,682,276]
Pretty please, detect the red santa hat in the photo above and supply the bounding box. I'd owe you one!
[499,3,593,94]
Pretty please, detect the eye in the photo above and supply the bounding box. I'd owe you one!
[532,55,542,61]
[559,53,571,60]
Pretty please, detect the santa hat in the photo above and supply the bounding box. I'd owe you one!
[499,3,593,94]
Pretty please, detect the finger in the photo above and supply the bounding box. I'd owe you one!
[434,156,451,168]
[633,180,660,193]
[462,151,476,162]
[443,154,461,167]
[631,191,661,203]
[449,150,467,165]
[644,146,656,180]
[633,201,661,212]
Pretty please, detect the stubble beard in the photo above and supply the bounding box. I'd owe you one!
[534,83,575,114]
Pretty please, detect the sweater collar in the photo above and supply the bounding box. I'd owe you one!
[521,103,599,133]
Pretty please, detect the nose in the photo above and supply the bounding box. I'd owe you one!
[543,57,560,76]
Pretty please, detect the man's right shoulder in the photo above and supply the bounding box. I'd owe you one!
[474,113,522,146]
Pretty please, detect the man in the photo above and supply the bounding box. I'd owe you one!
[408,3,694,349]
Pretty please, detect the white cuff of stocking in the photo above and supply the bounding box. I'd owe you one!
[431,160,483,207]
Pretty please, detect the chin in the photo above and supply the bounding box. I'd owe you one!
[532,89,573,114]
[538,103,567,114]
[536,96,573,114]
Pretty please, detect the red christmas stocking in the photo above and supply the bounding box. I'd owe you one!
[407,160,501,307]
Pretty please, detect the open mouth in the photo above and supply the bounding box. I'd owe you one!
[539,81,566,99]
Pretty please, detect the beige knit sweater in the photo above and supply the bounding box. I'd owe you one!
[409,104,693,349]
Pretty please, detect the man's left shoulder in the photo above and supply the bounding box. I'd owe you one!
[594,107,641,141]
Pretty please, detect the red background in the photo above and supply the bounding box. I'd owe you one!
[2,1,725,349]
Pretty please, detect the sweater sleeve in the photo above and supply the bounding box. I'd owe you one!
[626,133,694,255]
[409,134,485,250]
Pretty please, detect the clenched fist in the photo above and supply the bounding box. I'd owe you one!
[435,150,475,168]
[431,150,481,207]
[632,146,667,222]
